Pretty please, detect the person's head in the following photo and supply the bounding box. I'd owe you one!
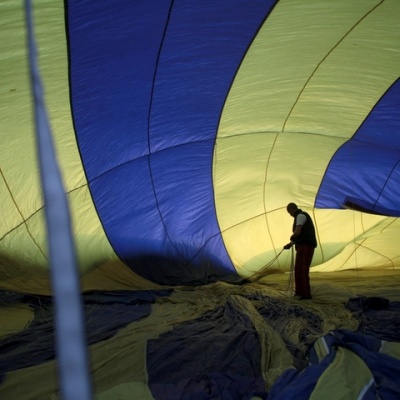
[286,202,298,217]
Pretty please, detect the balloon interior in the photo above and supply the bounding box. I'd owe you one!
[1,1,400,399]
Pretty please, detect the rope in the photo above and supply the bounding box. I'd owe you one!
[245,248,285,283]
[243,247,295,298]
[24,2,92,399]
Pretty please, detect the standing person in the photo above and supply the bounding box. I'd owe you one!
[284,203,317,300]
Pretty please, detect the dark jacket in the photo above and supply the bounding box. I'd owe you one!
[292,209,317,248]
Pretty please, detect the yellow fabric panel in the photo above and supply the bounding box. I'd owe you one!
[97,383,155,400]
[1,0,399,292]
[67,187,121,274]
[260,134,341,212]
[0,1,43,241]
[214,135,344,274]
[219,0,392,137]
[215,0,400,275]
[81,260,163,292]
[213,134,277,227]
[217,203,400,276]
[0,258,158,296]
[0,307,161,399]
[0,218,50,294]
[286,0,400,136]
[1,1,47,220]
[0,362,59,400]
[220,216,276,275]
[0,0,118,293]
[380,341,400,361]
[0,349,155,400]
[1,288,225,399]
[229,294,293,390]
[314,216,400,272]
[0,275,371,399]
[0,219,47,269]
[214,1,400,275]
[0,171,25,239]
[309,269,400,302]
[310,347,374,400]
[0,304,34,339]
[218,0,399,138]
[33,2,118,273]
[33,1,87,196]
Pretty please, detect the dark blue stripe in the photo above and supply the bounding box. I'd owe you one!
[0,290,171,374]
[147,303,266,399]
[316,79,400,215]
[67,1,277,284]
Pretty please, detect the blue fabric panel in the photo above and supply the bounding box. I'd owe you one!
[0,290,171,374]
[147,302,266,400]
[189,234,239,284]
[149,372,267,400]
[270,329,400,400]
[314,330,400,400]
[2,292,400,398]
[268,352,337,400]
[346,296,400,342]
[89,142,234,285]
[89,158,166,256]
[67,0,277,284]
[316,79,400,215]
[354,79,400,148]
[67,1,172,179]
[257,298,324,360]
[148,0,274,153]
[150,141,220,251]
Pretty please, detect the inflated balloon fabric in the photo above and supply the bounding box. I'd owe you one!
[2,2,400,400]
[1,0,400,290]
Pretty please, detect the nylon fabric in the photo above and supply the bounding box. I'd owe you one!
[1,1,400,398]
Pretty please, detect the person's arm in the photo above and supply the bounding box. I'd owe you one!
[290,225,303,242]
[287,214,306,246]
[284,224,303,249]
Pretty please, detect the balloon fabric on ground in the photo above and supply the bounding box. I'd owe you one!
[1,0,400,399]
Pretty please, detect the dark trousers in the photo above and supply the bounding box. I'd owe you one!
[294,245,315,298]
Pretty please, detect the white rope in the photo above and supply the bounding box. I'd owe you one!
[24,2,92,399]
[246,249,285,283]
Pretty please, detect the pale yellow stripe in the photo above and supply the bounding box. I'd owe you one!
[215,0,400,275]
[380,341,400,361]
[0,1,118,293]
[310,347,374,400]
[0,304,34,339]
